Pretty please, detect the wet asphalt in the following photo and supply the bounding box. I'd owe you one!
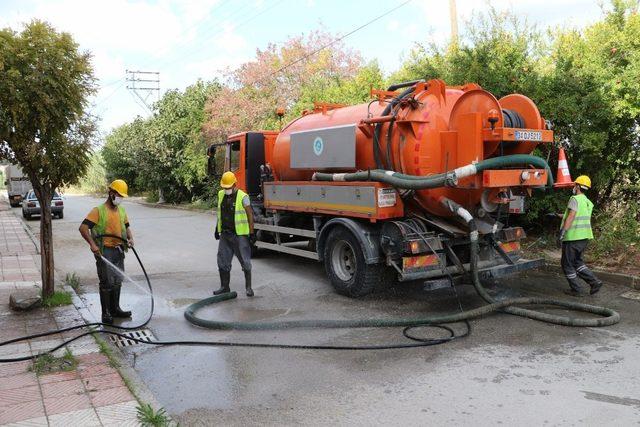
[17,195,640,425]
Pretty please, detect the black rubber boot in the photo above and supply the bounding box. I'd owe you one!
[99,289,113,324]
[590,281,603,295]
[214,270,231,295]
[111,285,131,318]
[245,270,253,297]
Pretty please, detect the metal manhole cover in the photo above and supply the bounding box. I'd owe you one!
[620,291,640,301]
[109,329,155,348]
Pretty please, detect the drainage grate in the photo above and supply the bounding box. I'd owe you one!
[109,329,155,348]
[620,291,640,301]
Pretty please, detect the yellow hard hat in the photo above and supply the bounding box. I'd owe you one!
[220,171,237,189]
[574,175,591,189]
[109,179,129,197]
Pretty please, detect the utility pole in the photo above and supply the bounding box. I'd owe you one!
[449,0,459,47]
[125,70,160,112]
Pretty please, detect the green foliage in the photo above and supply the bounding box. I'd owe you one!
[75,152,107,194]
[103,80,220,203]
[136,403,173,427]
[64,272,80,292]
[42,290,73,307]
[30,349,77,375]
[0,20,96,189]
[590,201,640,259]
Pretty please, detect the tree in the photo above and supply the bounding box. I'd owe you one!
[0,20,96,297]
[203,29,363,140]
[102,80,220,203]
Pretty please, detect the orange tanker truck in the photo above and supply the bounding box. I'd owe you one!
[207,79,555,297]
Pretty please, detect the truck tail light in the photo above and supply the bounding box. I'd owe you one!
[27,202,36,208]
[55,201,63,206]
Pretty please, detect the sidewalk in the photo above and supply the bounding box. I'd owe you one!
[0,200,139,426]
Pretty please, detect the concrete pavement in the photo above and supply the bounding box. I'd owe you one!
[18,194,640,425]
[0,196,140,426]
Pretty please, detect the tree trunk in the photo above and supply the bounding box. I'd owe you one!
[33,183,55,298]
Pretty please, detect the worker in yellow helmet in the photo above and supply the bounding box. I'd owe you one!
[558,175,603,296]
[213,171,256,297]
[79,179,134,324]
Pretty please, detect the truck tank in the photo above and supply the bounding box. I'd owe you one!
[271,79,549,217]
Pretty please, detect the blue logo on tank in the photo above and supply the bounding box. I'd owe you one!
[313,137,324,156]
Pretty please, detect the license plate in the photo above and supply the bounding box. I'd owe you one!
[514,130,542,141]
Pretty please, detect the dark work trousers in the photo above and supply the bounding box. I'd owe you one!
[217,231,252,273]
[96,246,125,290]
[561,239,601,291]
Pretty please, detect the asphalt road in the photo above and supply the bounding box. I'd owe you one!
[16,195,640,425]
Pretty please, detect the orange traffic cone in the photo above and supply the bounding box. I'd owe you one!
[553,147,574,188]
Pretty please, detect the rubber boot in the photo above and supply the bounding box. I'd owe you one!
[99,289,113,325]
[111,285,132,318]
[245,270,254,297]
[214,270,231,295]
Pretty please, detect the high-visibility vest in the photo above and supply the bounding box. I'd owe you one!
[91,204,128,251]
[217,189,250,236]
[562,194,594,241]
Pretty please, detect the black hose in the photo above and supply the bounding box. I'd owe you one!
[387,80,423,91]
[0,234,154,362]
[373,86,415,169]
[0,235,471,363]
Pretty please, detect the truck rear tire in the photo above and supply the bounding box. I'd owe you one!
[323,227,388,297]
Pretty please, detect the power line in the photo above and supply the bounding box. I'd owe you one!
[93,80,127,113]
[251,0,413,87]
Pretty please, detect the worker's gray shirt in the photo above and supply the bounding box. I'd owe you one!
[567,197,578,211]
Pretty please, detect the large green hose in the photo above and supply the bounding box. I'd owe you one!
[313,154,554,189]
[184,247,620,331]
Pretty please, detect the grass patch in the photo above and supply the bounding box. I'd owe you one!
[64,272,81,292]
[42,290,72,307]
[30,348,77,375]
[136,402,173,427]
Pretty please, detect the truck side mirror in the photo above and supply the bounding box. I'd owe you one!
[207,145,217,176]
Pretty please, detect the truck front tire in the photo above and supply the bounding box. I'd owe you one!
[324,227,390,297]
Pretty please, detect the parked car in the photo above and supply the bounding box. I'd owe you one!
[21,190,64,219]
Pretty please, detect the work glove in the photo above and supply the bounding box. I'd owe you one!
[249,232,257,245]
[556,229,566,248]
[214,229,220,240]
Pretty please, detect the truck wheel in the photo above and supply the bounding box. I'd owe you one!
[57,211,64,219]
[323,227,384,297]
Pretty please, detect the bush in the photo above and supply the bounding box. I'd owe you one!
[590,202,640,260]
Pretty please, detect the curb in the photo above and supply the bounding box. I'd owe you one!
[543,263,640,290]
[4,198,167,417]
[66,284,168,417]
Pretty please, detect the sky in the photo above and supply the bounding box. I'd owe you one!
[0,0,607,138]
